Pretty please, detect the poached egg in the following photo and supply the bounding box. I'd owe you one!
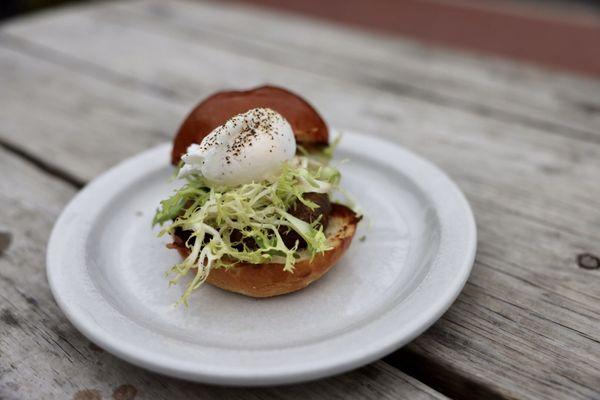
[178,108,296,186]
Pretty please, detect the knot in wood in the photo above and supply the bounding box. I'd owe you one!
[0,228,12,255]
[577,253,600,270]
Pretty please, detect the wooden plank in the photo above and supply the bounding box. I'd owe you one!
[0,44,188,183]
[1,1,600,398]
[6,0,600,142]
[0,148,448,400]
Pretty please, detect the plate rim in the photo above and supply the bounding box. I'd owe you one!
[47,130,476,385]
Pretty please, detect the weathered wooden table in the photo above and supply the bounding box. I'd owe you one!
[1,1,600,399]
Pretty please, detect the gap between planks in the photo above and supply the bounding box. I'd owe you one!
[0,140,84,188]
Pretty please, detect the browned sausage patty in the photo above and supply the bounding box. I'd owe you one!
[280,192,331,249]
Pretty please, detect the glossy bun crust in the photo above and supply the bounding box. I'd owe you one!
[171,85,328,165]
[170,204,361,298]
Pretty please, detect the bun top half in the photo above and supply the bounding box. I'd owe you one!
[171,85,328,165]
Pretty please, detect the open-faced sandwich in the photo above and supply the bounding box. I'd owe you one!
[153,86,361,303]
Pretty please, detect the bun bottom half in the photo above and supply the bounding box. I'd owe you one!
[170,203,361,298]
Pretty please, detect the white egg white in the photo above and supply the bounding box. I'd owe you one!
[178,108,296,186]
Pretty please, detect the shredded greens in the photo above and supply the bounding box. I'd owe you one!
[153,153,342,305]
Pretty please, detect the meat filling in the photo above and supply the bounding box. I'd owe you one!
[279,192,331,249]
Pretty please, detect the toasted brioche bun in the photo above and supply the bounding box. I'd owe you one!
[170,204,361,297]
[171,85,329,165]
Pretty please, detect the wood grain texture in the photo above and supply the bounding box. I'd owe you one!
[229,0,600,76]
[0,148,447,400]
[9,0,600,140]
[116,0,600,137]
[1,1,600,399]
[0,42,185,183]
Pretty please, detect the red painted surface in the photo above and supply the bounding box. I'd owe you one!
[232,0,600,76]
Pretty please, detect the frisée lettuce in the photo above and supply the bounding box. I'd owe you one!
[153,154,342,305]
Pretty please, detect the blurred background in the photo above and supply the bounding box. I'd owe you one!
[1,0,599,76]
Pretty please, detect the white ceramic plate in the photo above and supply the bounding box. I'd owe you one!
[47,131,476,386]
